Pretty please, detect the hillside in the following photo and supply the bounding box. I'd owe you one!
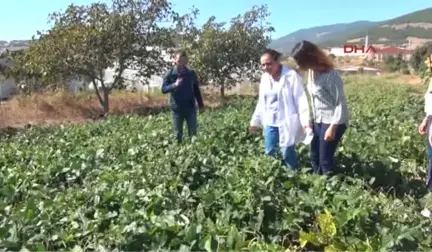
[320,7,432,48]
[0,40,30,54]
[270,7,432,55]
[269,21,376,55]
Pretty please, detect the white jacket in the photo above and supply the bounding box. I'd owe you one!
[250,66,311,147]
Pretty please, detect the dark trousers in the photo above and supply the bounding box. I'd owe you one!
[171,108,198,143]
[310,123,347,175]
[426,119,432,191]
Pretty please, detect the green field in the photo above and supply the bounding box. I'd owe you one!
[1,75,432,251]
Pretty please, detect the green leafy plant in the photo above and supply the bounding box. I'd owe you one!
[1,76,432,251]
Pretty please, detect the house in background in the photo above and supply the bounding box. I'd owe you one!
[323,32,415,63]
[374,47,412,62]
[324,45,413,65]
[324,47,371,57]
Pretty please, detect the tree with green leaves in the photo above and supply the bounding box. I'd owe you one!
[180,5,274,99]
[0,49,46,95]
[4,0,181,114]
[410,42,432,72]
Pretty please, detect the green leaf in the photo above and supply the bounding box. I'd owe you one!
[204,235,213,252]
[324,245,338,252]
[36,244,46,252]
[299,231,321,247]
[317,209,337,237]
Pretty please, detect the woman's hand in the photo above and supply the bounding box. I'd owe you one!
[248,125,260,134]
[324,125,336,141]
[419,118,428,135]
[304,125,313,134]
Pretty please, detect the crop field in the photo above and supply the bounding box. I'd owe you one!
[1,75,432,251]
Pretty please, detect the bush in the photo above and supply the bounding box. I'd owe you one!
[410,42,432,72]
[384,54,409,74]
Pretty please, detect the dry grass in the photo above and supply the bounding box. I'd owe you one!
[342,72,422,85]
[379,73,423,85]
[0,90,226,129]
[341,73,425,95]
[379,73,425,94]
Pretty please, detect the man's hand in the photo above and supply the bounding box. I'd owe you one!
[174,78,182,87]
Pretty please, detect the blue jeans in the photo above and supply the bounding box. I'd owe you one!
[310,123,347,175]
[264,126,298,169]
[172,108,198,143]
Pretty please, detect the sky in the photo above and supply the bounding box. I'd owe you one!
[0,0,431,41]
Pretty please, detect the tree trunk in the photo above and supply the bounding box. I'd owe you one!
[92,80,110,115]
[220,83,225,104]
[102,87,110,114]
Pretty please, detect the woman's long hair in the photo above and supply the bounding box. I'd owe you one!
[290,40,334,71]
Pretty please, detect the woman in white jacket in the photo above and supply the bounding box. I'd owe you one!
[249,48,312,169]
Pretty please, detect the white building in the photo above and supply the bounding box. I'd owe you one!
[324,34,374,58]
[326,46,371,57]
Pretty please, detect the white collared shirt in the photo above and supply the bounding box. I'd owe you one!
[263,77,282,126]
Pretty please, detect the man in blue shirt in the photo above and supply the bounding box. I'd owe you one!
[161,50,204,143]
